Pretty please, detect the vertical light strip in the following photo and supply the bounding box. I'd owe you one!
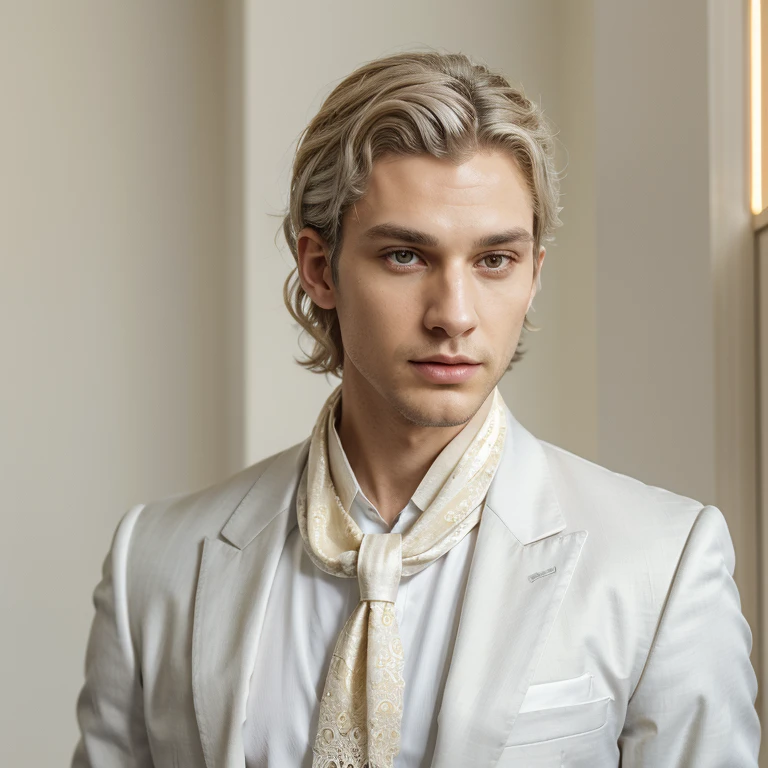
[752,0,762,214]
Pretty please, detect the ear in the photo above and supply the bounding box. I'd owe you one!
[527,247,545,311]
[296,226,336,310]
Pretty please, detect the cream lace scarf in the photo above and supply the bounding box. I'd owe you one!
[296,384,508,768]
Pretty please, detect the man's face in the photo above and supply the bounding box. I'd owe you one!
[305,149,544,427]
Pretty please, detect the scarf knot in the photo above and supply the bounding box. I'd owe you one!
[358,533,402,603]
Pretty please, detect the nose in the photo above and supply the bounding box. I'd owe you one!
[422,264,479,338]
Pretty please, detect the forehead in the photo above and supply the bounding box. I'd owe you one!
[347,149,533,235]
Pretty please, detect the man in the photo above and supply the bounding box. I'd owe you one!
[72,51,760,768]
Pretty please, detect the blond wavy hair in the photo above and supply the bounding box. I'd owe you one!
[281,50,563,379]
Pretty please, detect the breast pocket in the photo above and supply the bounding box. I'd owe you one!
[504,674,611,748]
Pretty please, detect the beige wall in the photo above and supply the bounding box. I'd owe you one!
[594,0,715,499]
[0,2,229,764]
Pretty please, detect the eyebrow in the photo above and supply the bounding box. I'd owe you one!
[361,222,535,249]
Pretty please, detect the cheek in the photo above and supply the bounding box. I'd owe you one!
[479,289,529,328]
[338,283,411,346]
[358,276,412,318]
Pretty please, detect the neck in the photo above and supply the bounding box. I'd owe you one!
[335,368,495,527]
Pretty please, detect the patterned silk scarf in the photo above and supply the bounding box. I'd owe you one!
[296,383,508,768]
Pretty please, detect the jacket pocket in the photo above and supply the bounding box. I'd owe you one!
[504,695,611,748]
[519,673,593,713]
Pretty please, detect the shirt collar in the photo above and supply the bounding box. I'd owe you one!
[327,389,495,517]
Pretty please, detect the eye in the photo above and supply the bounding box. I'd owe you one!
[385,249,422,268]
[481,253,515,270]
[382,249,517,273]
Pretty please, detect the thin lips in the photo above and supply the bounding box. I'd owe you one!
[412,355,480,365]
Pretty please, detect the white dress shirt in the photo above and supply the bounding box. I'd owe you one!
[243,394,493,767]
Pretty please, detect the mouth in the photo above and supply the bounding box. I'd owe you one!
[408,360,482,384]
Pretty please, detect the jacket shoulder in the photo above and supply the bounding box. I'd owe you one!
[115,437,309,637]
[539,439,707,548]
[129,436,309,560]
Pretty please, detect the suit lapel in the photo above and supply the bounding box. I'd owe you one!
[431,405,588,767]
[191,436,310,768]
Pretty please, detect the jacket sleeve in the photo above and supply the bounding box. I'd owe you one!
[618,503,761,766]
[71,503,154,768]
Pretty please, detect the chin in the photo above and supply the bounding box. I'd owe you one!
[395,386,481,427]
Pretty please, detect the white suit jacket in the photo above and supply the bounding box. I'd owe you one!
[71,402,761,767]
